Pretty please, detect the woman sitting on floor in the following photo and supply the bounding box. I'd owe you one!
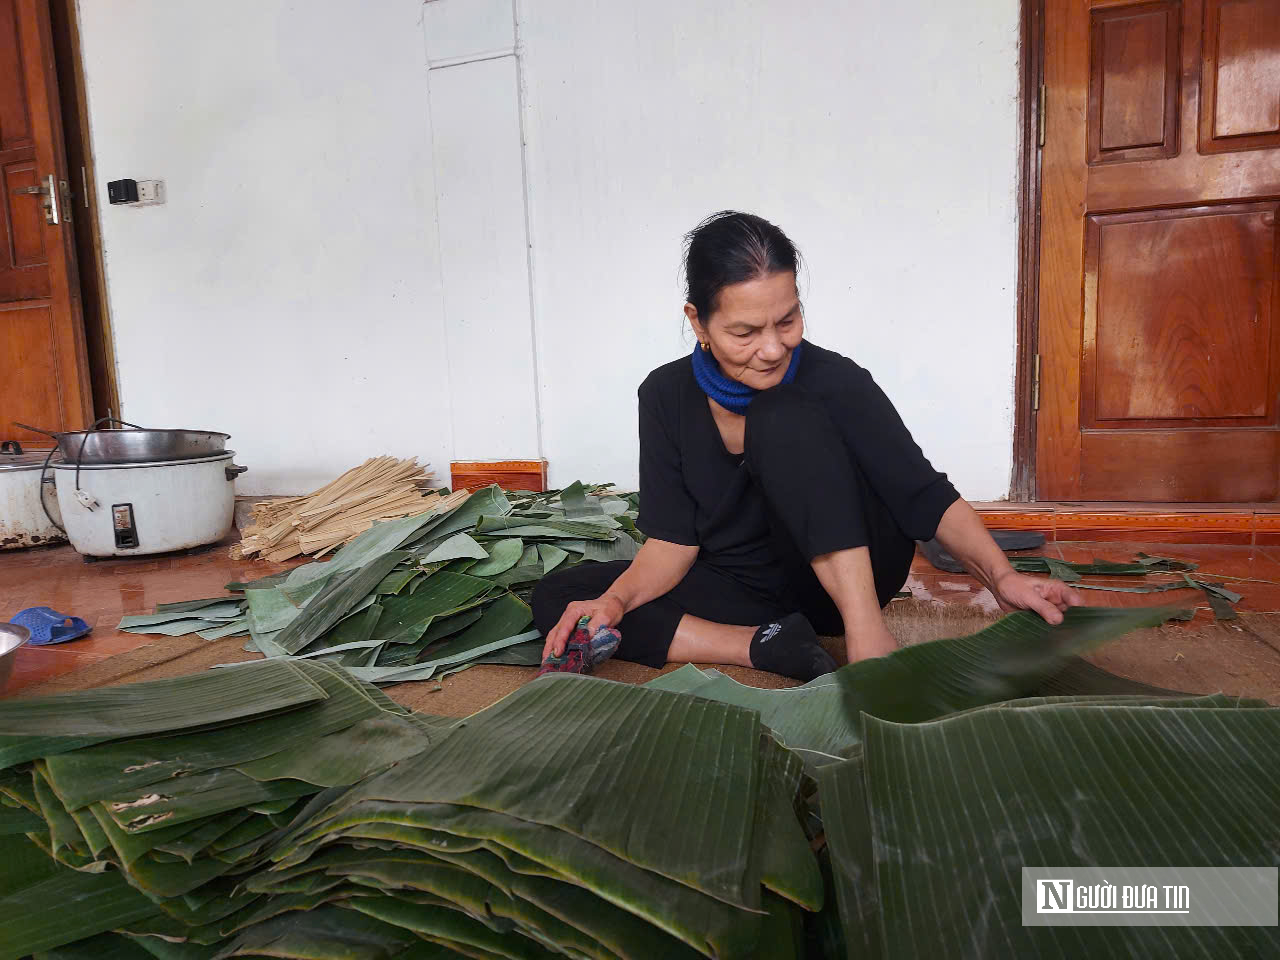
[531,211,1080,681]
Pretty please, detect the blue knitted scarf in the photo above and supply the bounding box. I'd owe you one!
[691,341,804,415]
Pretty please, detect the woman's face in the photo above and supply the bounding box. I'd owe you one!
[687,270,804,391]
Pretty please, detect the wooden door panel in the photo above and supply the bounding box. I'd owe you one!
[0,0,30,148]
[0,302,63,437]
[5,159,45,267]
[0,0,89,442]
[1201,0,1280,151]
[1087,147,1280,209]
[1081,429,1280,500]
[1083,203,1276,425]
[1089,1,1181,163]
[1040,0,1280,501]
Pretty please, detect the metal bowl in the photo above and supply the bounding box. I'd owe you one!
[55,428,230,465]
[0,623,30,693]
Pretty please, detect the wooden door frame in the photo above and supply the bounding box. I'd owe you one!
[46,0,117,422]
[1012,0,1046,501]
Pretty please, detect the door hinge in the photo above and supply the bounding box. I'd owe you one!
[1032,354,1041,411]
[1037,84,1046,148]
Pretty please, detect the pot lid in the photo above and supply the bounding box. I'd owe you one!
[0,449,61,472]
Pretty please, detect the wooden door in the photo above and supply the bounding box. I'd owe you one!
[1038,0,1280,501]
[0,0,89,446]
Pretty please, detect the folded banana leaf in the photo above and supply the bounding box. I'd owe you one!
[3,596,1269,960]
[120,483,648,685]
[0,660,328,766]
[468,538,524,577]
[647,605,1177,766]
[819,700,1280,958]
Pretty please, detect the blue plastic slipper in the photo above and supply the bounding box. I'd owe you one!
[9,607,92,646]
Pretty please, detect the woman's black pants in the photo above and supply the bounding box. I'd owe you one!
[530,385,915,667]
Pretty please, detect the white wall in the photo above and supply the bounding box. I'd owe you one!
[519,0,1021,499]
[77,0,1021,500]
[423,0,541,461]
[76,0,451,495]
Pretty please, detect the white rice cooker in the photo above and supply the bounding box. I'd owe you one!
[0,443,66,550]
[55,452,248,558]
[18,422,250,558]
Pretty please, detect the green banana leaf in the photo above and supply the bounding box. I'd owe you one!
[473,516,617,540]
[118,618,234,637]
[119,602,246,629]
[244,588,301,634]
[155,597,245,615]
[274,554,411,655]
[374,569,418,596]
[403,486,513,552]
[558,481,604,519]
[213,903,418,960]
[0,660,327,764]
[34,932,154,960]
[583,532,638,562]
[648,606,1176,766]
[196,619,251,641]
[369,573,494,644]
[421,534,490,564]
[0,859,161,959]
[372,608,487,668]
[469,539,524,577]
[345,630,540,684]
[842,703,1280,958]
[294,674,768,908]
[535,544,569,575]
[42,664,393,808]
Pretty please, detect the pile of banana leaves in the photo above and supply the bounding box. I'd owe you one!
[117,484,642,683]
[4,606,1278,958]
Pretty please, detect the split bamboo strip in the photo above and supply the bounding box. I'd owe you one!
[231,458,441,562]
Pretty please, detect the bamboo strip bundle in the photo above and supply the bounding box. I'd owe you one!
[231,457,442,562]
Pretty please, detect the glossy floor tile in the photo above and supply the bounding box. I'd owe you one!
[911,540,1280,620]
[0,536,298,694]
[5,535,1279,697]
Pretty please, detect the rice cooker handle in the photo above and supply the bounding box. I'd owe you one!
[0,440,21,455]
[226,464,248,481]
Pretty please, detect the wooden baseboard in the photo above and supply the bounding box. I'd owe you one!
[451,460,547,493]
[974,502,1280,545]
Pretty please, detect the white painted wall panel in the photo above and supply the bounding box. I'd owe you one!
[76,0,1021,500]
[76,0,450,495]
[423,0,514,66]
[519,0,1021,499]
[427,54,539,460]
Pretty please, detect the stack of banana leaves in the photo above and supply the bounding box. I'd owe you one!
[5,606,1279,958]
[116,484,642,683]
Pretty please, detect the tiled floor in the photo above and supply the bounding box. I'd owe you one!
[908,541,1280,622]
[3,535,1280,696]
[0,535,295,692]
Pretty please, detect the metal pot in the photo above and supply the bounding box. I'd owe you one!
[54,428,230,465]
[13,420,230,465]
[0,443,65,549]
[0,623,29,693]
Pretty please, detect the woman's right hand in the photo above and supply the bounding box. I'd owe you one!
[543,594,626,659]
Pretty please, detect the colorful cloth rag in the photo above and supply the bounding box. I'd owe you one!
[538,617,621,677]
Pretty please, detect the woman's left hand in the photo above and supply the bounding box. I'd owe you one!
[990,571,1083,625]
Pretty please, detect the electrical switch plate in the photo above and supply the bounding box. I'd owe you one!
[134,179,165,206]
